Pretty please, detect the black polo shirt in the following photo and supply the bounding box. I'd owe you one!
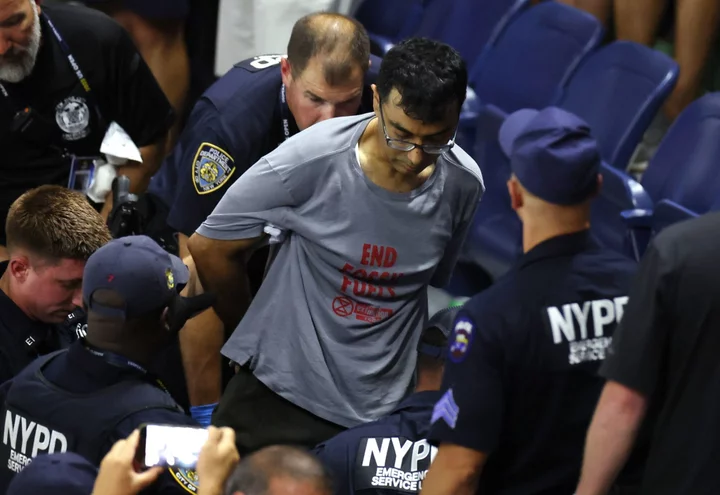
[428,230,636,494]
[0,1,173,245]
[601,212,720,495]
[0,262,76,384]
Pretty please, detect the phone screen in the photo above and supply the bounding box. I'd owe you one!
[142,425,209,469]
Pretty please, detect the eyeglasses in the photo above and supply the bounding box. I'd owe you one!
[378,102,458,155]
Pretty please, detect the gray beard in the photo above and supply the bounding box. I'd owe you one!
[0,3,42,84]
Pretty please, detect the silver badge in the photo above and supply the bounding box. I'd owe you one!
[55,96,90,141]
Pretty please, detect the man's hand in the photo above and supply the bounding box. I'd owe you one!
[197,426,241,495]
[91,430,164,495]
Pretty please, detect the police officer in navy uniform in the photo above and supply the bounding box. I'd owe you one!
[313,307,457,495]
[0,0,173,258]
[422,107,637,495]
[147,11,379,261]
[0,235,214,494]
[0,185,111,385]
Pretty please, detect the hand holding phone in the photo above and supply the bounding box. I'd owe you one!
[91,430,163,495]
[196,426,241,495]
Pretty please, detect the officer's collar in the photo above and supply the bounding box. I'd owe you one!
[391,390,443,414]
[0,261,57,353]
[518,230,597,270]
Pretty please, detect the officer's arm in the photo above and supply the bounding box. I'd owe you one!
[178,255,225,408]
[425,309,504,495]
[188,233,266,332]
[576,241,669,494]
[575,381,647,495]
[422,444,486,495]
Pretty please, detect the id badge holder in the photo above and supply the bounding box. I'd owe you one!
[68,156,98,194]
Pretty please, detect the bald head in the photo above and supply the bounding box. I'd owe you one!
[225,446,332,495]
[287,12,370,85]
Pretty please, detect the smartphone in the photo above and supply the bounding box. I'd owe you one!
[136,424,209,469]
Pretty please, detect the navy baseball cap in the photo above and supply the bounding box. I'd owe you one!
[418,307,459,359]
[7,452,97,495]
[83,235,190,319]
[499,107,601,205]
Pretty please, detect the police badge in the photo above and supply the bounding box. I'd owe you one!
[55,96,91,141]
[192,142,235,195]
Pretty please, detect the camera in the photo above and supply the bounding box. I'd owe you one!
[106,176,179,255]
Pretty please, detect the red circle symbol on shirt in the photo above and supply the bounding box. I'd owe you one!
[332,296,354,317]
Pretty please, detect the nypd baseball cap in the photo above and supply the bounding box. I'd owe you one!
[499,107,601,205]
[7,452,97,495]
[418,307,460,359]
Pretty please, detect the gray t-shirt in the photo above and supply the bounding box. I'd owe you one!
[197,113,484,427]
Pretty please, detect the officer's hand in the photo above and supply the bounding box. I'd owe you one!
[197,426,240,495]
[91,430,164,495]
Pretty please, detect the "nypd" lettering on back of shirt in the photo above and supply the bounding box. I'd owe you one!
[544,297,629,365]
[2,408,70,474]
[354,437,437,493]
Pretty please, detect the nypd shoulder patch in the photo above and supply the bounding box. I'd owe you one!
[192,142,235,195]
[235,54,284,73]
[449,317,475,363]
[169,467,199,494]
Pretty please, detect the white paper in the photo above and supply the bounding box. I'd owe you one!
[100,121,143,164]
[86,160,118,204]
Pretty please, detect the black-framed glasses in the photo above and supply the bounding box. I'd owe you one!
[378,102,458,155]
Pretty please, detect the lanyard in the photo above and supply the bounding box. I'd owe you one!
[0,13,102,123]
[278,85,292,143]
[84,344,172,396]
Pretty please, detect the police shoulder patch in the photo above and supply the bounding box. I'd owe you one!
[192,142,235,195]
[449,316,475,363]
[235,54,284,73]
[169,467,199,494]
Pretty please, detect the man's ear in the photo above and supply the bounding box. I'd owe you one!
[507,176,524,211]
[8,255,31,284]
[372,84,380,115]
[280,57,292,88]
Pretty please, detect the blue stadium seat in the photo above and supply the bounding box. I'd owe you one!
[619,93,720,256]
[437,0,530,70]
[592,163,653,260]
[459,105,523,280]
[458,1,603,151]
[650,199,699,233]
[354,0,427,55]
[556,41,679,170]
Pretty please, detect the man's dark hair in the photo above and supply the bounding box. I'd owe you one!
[287,12,370,85]
[225,446,332,495]
[376,37,468,123]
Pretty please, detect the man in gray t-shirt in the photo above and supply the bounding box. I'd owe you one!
[189,38,484,453]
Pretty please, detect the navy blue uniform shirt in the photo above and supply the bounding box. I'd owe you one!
[0,262,81,385]
[0,341,198,494]
[314,391,442,495]
[148,53,380,237]
[428,231,636,495]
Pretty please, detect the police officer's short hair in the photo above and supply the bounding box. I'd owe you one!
[224,445,332,495]
[287,12,370,85]
[5,185,111,261]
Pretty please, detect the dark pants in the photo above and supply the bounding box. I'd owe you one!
[212,366,346,456]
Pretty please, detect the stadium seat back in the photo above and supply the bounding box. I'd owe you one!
[641,93,720,213]
[470,1,603,112]
[557,41,679,170]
